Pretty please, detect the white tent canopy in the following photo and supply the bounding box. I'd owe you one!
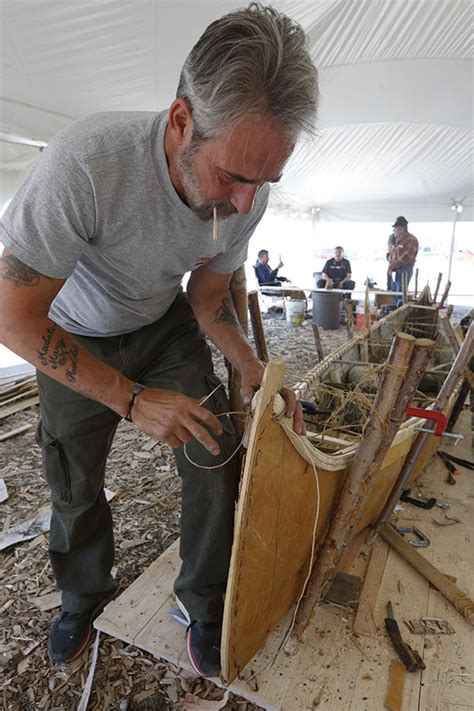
[1,0,473,220]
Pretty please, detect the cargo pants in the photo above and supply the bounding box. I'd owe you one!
[36,293,240,622]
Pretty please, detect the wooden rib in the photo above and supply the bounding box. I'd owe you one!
[227,266,249,436]
[248,290,269,362]
[433,272,443,302]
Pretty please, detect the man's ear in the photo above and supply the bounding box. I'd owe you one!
[168,98,194,147]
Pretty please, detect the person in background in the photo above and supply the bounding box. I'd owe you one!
[388,216,419,292]
[254,249,289,285]
[386,231,396,290]
[317,246,355,290]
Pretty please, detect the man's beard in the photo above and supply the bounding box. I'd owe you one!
[176,144,237,222]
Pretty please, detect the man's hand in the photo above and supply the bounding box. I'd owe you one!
[131,388,223,455]
[240,361,305,435]
[277,256,284,269]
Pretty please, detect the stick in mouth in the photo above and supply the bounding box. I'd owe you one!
[212,206,217,241]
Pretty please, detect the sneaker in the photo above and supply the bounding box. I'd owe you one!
[175,596,222,678]
[48,598,110,665]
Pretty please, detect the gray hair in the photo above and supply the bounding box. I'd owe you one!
[176,2,318,141]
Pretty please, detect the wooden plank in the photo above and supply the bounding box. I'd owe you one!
[414,417,474,710]
[0,394,39,419]
[350,543,429,711]
[338,529,367,574]
[0,423,33,442]
[384,659,406,711]
[96,539,181,641]
[353,538,390,637]
[379,525,474,625]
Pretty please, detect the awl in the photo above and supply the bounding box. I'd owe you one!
[384,601,426,672]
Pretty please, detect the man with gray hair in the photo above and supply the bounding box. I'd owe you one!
[0,3,318,676]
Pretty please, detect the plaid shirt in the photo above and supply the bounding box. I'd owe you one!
[390,231,419,269]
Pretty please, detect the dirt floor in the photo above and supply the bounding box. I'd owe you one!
[0,313,349,710]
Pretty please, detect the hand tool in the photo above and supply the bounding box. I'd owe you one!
[384,602,426,672]
[438,451,474,470]
[405,618,454,635]
[395,526,430,547]
[400,488,450,510]
[300,400,331,416]
[400,489,436,509]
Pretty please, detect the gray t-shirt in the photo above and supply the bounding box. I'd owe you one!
[1,111,269,336]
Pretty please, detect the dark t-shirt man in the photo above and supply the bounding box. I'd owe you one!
[322,257,352,285]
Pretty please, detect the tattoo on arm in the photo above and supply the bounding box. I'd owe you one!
[37,324,79,383]
[1,254,54,287]
[212,296,242,332]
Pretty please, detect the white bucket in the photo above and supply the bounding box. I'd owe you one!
[285,298,306,326]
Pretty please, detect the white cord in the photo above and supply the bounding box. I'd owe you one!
[183,381,248,469]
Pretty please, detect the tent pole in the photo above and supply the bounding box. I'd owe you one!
[447,208,458,283]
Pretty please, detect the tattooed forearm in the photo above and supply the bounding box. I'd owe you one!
[212,296,243,332]
[37,324,79,382]
[1,254,53,287]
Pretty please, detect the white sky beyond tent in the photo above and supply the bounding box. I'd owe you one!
[0,0,473,299]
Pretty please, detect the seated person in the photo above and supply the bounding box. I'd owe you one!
[317,246,355,290]
[254,249,289,286]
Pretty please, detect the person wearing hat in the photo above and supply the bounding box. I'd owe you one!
[388,216,419,293]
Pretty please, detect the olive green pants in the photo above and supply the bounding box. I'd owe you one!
[36,293,240,622]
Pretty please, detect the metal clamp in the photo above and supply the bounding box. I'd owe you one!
[396,526,430,548]
[406,407,447,436]
[407,406,463,444]
[414,427,463,444]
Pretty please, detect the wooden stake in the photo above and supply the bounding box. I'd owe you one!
[353,538,389,637]
[416,285,431,305]
[375,322,474,528]
[293,333,435,638]
[345,301,354,339]
[439,280,451,308]
[379,523,474,625]
[439,311,461,354]
[413,268,418,298]
[248,290,269,363]
[433,272,443,302]
[364,285,374,359]
[311,321,324,361]
[401,272,408,305]
[227,266,249,436]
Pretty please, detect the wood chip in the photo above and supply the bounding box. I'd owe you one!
[0,479,9,503]
[181,690,230,709]
[29,591,61,612]
[77,632,101,711]
[0,508,50,551]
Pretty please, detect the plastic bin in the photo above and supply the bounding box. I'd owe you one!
[285,298,306,326]
[311,290,342,330]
